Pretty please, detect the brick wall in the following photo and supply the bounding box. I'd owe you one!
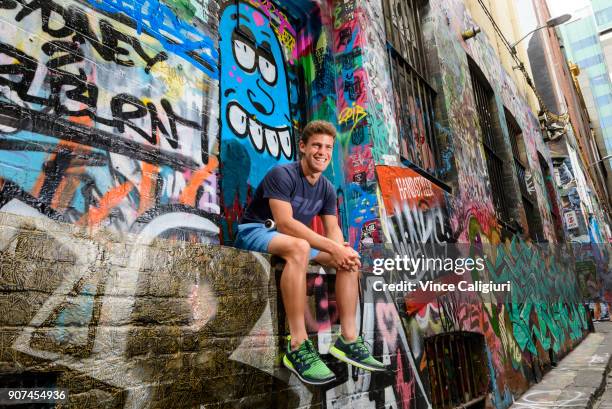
[1,211,426,408]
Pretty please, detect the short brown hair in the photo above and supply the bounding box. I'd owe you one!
[301,120,336,144]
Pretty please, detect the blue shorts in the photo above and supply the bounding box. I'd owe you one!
[234,223,320,260]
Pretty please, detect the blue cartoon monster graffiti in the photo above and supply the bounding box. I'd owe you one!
[220,1,294,212]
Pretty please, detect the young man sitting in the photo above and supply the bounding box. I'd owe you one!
[234,120,385,385]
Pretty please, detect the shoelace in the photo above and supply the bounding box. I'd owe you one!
[297,340,321,366]
[349,337,372,359]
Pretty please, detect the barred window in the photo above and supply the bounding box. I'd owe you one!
[383,0,439,175]
[425,332,489,409]
[539,153,564,242]
[469,63,511,223]
[505,109,544,240]
[506,110,528,198]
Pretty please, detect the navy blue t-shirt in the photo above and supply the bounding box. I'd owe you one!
[241,162,337,226]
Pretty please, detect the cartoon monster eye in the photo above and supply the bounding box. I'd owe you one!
[258,55,277,85]
[233,39,256,71]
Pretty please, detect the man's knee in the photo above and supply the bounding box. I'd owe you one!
[286,238,311,264]
[337,264,360,276]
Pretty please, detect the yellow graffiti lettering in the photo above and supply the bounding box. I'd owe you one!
[247,0,296,36]
[149,61,187,99]
[273,26,296,54]
[338,103,367,133]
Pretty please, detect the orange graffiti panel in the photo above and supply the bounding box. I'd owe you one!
[375,165,445,215]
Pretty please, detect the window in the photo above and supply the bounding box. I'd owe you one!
[383,0,439,175]
[425,332,488,409]
[595,94,612,107]
[469,63,511,223]
[600,115,612,128]
[577,54,604,69]
[595,6,612,27]
[591,74,609,86]
[505,109,543,240]
[570,35,598,51]
[539,153,564,242]
[506,110,528,198]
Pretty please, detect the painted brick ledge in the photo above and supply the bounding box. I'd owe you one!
[0,211,383,409]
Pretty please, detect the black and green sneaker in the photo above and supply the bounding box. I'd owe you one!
[330,335,387,372]
[283,337,336,385]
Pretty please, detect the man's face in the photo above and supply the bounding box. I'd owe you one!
[300,133,334,173]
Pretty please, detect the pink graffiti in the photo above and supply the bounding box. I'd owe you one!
[347,144,374,183]
[337,69,368,110]
[395,348,415,409]
[376,302,399,351]
[304,274,338,333]
[333,18,364,54]
[245,0,296,36]
[252,11,264,26]
[451,201,497,242]
[295,33,314,59]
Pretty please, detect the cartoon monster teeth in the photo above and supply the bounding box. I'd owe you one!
[227,100,291,159]
[265,128,279,157]
[248,118,264,151]
[278,129,292,159]
[228,103,247,136]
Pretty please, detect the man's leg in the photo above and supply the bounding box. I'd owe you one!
[313,252,359,341]
[315,251,387,372]
[235,224,336,384]
[268,234,311,350]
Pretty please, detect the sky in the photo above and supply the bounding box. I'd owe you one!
[516,0,591,43]
[547,0,590,17]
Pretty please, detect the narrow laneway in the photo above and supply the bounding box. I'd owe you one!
[593,322,612,409]
[511,321,612,409]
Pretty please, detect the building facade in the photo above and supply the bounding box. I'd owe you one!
[528,0,612,246]
[557,2,612,187]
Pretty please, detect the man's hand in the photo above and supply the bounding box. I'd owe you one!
[331,243,361,270]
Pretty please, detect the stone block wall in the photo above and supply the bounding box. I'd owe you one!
[1,211,275,408]
[1,210,423,408]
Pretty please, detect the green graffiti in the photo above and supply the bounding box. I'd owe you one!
[163,0,196,21]
[484,236,587,355]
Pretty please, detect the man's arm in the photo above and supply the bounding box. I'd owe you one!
[270,199,359,268]
[320,214,344,245]
[321,214,360,268]
[270,199,342,254]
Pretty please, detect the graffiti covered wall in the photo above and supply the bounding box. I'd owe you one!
[0,209,432,409]
[406,0,592,407]
[373,161,588,409]
[0,0,596,408]
[377,165,450,246]
[0,0,221,242]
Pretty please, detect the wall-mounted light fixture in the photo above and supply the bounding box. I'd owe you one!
[462,26,481,40]
[510,14,571,52]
